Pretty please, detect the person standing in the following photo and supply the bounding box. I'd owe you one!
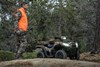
[13,2,29,59]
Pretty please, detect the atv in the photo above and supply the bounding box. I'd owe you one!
[35,36,80,60]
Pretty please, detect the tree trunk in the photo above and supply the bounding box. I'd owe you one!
[95,0,100,52]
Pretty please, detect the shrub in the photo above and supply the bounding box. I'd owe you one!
[78,40,87,53]
[0,50,15,61]
[22,51,37,59]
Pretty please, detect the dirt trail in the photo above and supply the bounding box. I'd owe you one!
[0,52,100,67]
[0,58,100,67]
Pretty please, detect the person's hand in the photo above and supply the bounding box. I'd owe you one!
[16,29,23,34]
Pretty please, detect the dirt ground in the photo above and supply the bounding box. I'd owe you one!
[0,52,100,67]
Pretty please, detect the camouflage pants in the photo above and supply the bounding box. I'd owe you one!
[15,32,27,59]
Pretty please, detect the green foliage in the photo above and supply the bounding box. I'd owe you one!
[79,40,87,53]
[22,51,37,59]
[0,50,15,61]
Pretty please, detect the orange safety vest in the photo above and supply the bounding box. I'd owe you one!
[18,7,28,32]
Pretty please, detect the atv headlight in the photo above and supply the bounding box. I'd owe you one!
[75,42,78,48]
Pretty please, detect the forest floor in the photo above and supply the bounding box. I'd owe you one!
[0,52,100,67]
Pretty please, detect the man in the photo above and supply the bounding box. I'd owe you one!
[13,2,29,59]
[48,39,55,48]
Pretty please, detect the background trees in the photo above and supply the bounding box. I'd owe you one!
[0,0,99,53]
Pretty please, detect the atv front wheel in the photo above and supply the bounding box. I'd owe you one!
[75,50,80,60]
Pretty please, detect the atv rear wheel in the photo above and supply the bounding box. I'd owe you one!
[37,51,45,58]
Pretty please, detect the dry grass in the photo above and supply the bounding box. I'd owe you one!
[80,52,100,63]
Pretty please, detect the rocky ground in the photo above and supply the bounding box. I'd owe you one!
[0,52,100,67]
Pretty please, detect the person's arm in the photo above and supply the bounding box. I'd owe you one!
[13,9,22,32]
[13,9,22,21]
